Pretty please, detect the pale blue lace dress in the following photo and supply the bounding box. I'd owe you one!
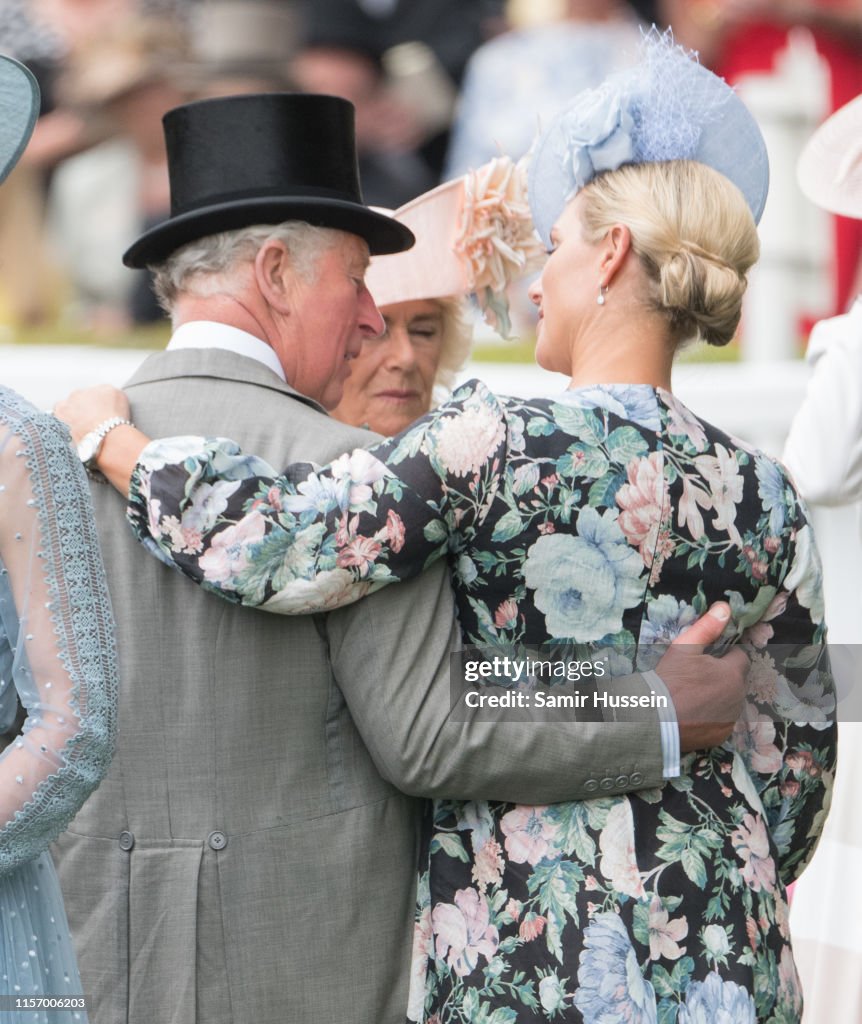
[0,387,117,1023]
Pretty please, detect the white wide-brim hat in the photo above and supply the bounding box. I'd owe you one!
[0,55,40,184]
[366,156,546,336]
[528,29,770,247]
[797,93,862,217]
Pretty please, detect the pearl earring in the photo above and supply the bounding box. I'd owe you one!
[597,283,607,306]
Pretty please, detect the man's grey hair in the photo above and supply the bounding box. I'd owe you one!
[151,221,345,318]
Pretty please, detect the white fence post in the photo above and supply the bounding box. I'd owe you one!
[734,29,831,363]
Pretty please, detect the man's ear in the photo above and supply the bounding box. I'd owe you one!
[599,223,633,288]
[254,239,293,313]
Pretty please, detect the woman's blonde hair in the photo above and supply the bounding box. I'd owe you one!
[579,160,760,347]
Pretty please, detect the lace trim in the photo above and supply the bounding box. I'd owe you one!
[0,387,117,875]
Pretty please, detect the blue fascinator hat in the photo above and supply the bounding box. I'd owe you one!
[528,29,769,247]
[0,54,39,184]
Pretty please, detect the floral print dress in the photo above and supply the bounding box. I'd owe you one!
[126,381,834,1024]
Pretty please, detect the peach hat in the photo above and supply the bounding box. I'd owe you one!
[365,156,545,336]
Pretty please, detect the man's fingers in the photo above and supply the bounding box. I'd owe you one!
[720,646,750,681]
[671,602,731,653]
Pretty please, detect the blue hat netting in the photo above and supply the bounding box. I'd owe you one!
[528,28,769,246]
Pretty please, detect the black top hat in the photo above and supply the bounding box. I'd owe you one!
[123,92,415,268]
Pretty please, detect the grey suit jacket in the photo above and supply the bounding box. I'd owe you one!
[54,348,663,1024]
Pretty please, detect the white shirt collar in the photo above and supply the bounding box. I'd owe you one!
[167,321,286,382]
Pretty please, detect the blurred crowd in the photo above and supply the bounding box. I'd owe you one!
[1,0,861,338]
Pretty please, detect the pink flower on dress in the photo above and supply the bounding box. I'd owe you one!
[774,892,791,939]
[694,444,744,545]
[647,894,688,961]
[678,477,712,542]
[731,705,783,774]
[264,568,372,614]
[780,780,800,799]
[336,535,382,575]
[616,452,672,580]
[518,914,547,941]
[745,916,759,951]
[494,599,519,630]
[163,515,203,556]
[599,801,645,899]
[385,509,406,553]
[500,805,558,865]
[505,898,523,922]
[746,651,780,701]
[472,838,505,893]
[266,485,284,511]
[731,813,776,893]
[432,887,500,977]
[199,510,267,586]
[745,620,774,650]
[786,750,820,778]
[778,947,803,1015]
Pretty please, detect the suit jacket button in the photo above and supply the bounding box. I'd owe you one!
[630,771,644,786]
[615,774,629,788]
[119,831,134,852]
[208,830,228,851]
[599,777,614,791]
[584,779,598,793]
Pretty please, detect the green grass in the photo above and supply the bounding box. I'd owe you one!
[1,324,171,348]
[5,324,796,366]
[471,336,747,364]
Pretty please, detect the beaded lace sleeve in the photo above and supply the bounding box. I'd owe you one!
[0,388,117,876]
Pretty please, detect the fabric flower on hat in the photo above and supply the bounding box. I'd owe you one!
[455,155,545,337]
[560,83,636,197]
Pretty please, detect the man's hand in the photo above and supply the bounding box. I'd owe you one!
[53,385,131,445]
[655,603,749,752]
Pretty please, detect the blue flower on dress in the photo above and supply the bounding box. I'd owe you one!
[678,972,756,1024]
[282,472,348,516]
[524,507,645,641]
[574,912,657,1023]
[754,454,787,536]
[638,595,698,661]
[561,385,661,432]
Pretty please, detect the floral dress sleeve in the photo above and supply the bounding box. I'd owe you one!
[728,458,835,885]
[127,380,509,613]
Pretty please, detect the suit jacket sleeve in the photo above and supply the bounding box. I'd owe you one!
[322,560,664,803]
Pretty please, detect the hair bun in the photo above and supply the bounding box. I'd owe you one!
[658,241,747,347]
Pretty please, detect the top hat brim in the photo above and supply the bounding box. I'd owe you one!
[123,195,415,267]
[0,56,40,185]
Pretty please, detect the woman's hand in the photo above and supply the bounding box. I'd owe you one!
[54,385,150,496]
[54,385,132,445]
